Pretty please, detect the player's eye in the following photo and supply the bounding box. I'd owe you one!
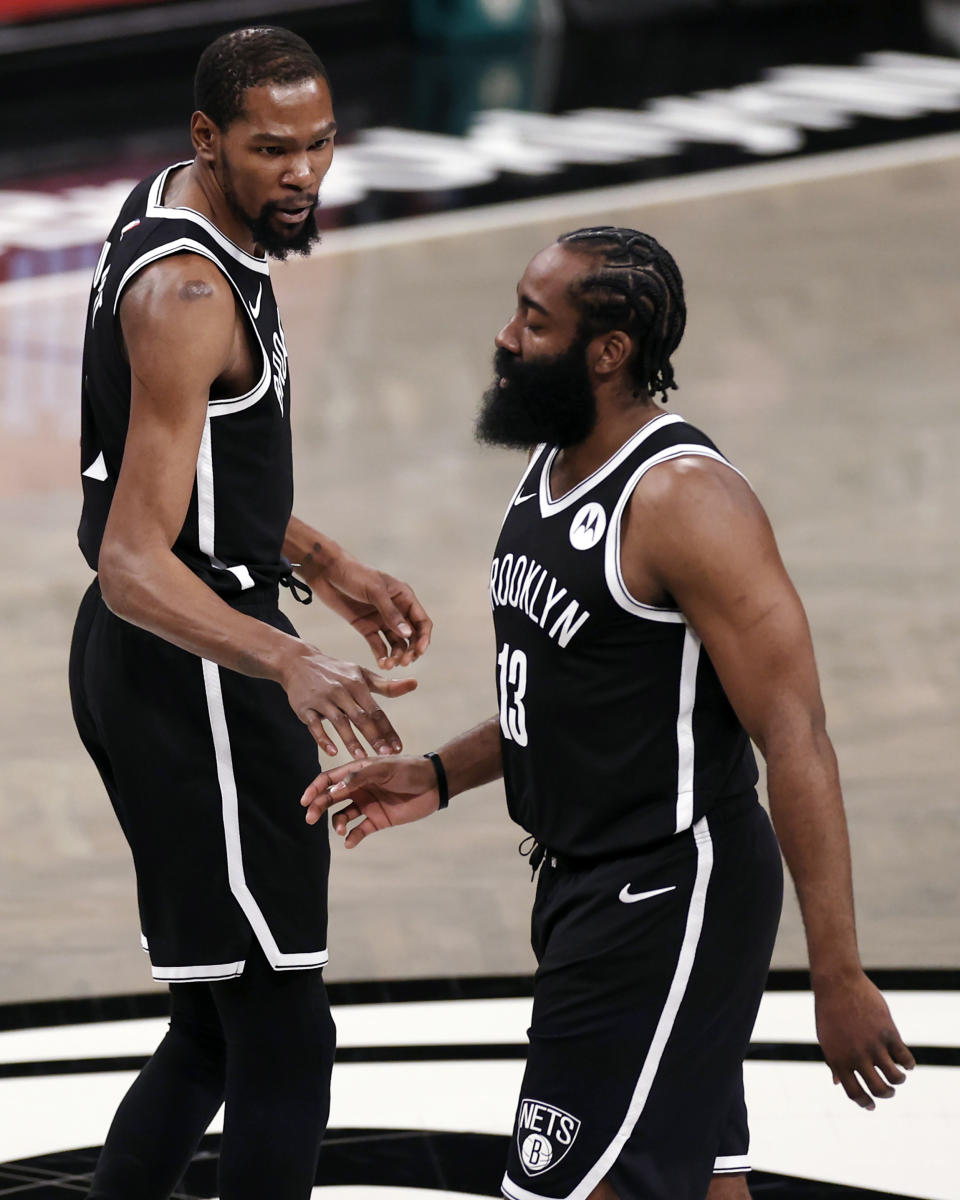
[257,146,285,156]
[310,138,331,151]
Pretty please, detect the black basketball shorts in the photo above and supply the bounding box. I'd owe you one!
[69,579,330,983]
[503,794,783,1200]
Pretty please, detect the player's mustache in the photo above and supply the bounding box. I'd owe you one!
[268,195,319,213]
[493,347,521,381]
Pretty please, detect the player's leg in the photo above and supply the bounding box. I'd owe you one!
[211,942,336,1200]
[708,1074,752,1200]
[502,797,781,1200]
[581,1169,749,1200]
[707,1177,750,1200]
[87,982,226,1199]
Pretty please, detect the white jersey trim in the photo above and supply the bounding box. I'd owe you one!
[111,237,272,418]
[200,656,329,973]
[714,1155,751,1174]
[604,445,750,624]
[538,412,684,517]
[195,414,257,592]
[146,162,270,273]
[675,627,701,833]
[501,816,715,1200]
[151,960,247,983]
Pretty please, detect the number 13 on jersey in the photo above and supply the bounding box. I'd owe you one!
[497,643,529,747]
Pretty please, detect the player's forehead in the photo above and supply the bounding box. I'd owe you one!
[516,243,592,316]
[234,76,334,136]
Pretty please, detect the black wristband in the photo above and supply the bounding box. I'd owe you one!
[423,752,449,810]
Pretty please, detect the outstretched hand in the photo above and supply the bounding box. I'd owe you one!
[814,971,915,1110]
[307,552,432,669]
[300,754,440,845]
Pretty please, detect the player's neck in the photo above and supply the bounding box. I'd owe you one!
[553,394,663,494]
[164,162,260,256]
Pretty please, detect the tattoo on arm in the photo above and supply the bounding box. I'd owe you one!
[179,279,215,301]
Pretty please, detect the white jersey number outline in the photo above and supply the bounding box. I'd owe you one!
[497,643,529,747]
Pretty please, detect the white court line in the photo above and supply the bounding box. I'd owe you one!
[0,1060,954,1200]
[0,990,956,1064]
[304,1191,490,1200]
[2,130,960,307]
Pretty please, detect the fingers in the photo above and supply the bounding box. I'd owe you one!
[831,1040,915,1110]
[405,596,433,659]
[377,578,433,666]
[302,710,338,758]
[833,1066,878,1110]
[889,1035,917,1074]
[302,672,410,758]
[300,758,388,825]
[368,674,418,699]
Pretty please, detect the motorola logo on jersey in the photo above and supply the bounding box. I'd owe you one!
[569,502,606,550]
[517,1098,581,1176]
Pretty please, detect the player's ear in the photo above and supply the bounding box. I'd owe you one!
[191,111,219,163]
[593,330,632,379]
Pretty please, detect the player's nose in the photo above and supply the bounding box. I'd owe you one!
[495,314,521,356]
[283,152,316,189]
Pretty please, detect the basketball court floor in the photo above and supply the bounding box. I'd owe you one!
[0,60,958,1200]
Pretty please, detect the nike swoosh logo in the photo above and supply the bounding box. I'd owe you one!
[515,492,537,505]
[250,284,262,320]
[618,884,676,904]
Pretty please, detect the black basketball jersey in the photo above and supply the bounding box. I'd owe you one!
[78,161,294,597]
[491,412,759,859]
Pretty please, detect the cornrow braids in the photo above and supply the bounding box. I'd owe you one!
[194,26,328,131]
[558,226,686,402]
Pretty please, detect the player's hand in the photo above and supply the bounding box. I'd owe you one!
[281,646,417,760]
[304,550,432,669]
[814,971,915,1110]
[300,755,439,842]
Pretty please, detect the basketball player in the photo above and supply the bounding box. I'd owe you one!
[69,27,430,1200]
[299,229,915,1200]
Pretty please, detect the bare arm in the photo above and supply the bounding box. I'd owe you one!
[623,455,914,1106]
[299,716,504,842]
[284,515,433,668]
[99,255,414,758]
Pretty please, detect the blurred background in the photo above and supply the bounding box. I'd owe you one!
[1,1,959,1196]
[1,0,959,1003]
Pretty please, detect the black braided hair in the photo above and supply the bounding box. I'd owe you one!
[558,226,686,402]
[194,27,328,132]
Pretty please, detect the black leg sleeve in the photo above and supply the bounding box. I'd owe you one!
[88,982,226,1200]
[212,945,336,1200]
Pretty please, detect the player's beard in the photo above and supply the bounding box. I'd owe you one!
[220,154,321,261]
[476,336,597,450]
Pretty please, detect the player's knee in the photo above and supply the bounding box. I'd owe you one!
[584,1178,621,1200]
[707,1173,751,1200]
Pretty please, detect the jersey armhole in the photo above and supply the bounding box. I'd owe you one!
[603,446,752,624]
[113,239,271,416]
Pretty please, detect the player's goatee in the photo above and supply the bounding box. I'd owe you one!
[475,339,597,450]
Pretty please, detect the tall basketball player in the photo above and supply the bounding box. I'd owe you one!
[299,229,915,1200]
[69,26,430,1200]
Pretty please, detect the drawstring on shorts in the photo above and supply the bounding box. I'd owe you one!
[519,835,546,880]
[280,570,313,605]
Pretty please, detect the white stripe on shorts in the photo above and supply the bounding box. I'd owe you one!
[502,815,715,1200]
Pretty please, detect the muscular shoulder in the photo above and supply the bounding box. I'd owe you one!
[119,254,236,371]
[120,253,234,332]
[631,452,764,532]
[625,451,781,592]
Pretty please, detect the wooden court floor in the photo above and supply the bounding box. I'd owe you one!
[0,146,958,1005]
